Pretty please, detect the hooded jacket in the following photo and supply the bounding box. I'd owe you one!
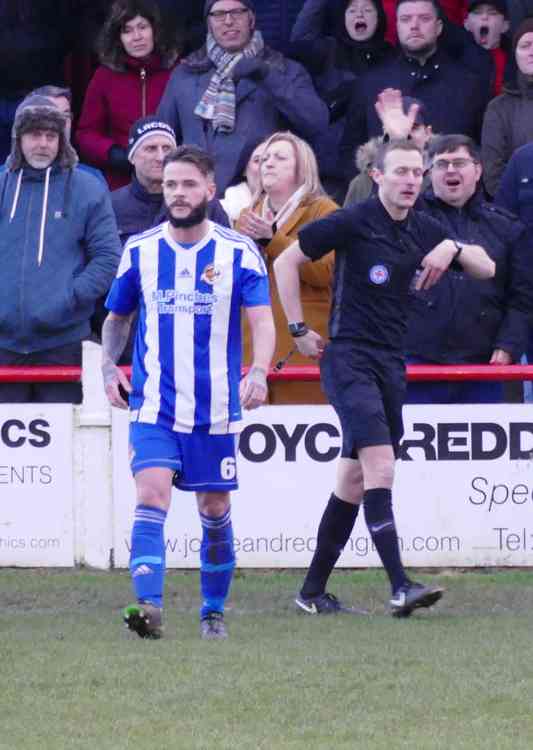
[290,0,394,96]
[405,189,533,364]
[0,101,121,353]
[289,0,394,197]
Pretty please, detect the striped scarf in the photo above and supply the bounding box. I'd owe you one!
[195,31,264,134]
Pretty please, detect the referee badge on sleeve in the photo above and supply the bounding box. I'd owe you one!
[369,264,390,285]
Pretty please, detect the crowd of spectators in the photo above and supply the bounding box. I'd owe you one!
[2,0,533,405]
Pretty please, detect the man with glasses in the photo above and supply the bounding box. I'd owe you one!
[157,0,329,195]
[405,133,533,404]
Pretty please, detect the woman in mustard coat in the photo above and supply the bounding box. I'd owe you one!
[236,131,338,403]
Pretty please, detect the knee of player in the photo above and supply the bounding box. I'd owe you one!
[136,483,171,509]
[197,491,231,517]
[365,459,395,489]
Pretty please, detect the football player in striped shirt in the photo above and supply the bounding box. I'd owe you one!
[102,145,275,640]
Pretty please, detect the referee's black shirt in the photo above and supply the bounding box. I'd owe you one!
[298,195,448,355]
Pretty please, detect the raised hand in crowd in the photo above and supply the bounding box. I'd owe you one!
[375,87,420,140]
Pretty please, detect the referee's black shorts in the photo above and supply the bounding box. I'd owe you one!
[320,341,406,458]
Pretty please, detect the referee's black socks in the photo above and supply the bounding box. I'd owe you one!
[363,488,409,593]
[300,493,359,599]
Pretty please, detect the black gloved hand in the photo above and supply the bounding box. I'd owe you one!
[107,144,130,173]
[232,57,268,84]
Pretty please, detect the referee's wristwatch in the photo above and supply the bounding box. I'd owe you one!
[453,240,464,261]
[288,321,309,338]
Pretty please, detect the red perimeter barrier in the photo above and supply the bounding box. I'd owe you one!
[1,364,533,383]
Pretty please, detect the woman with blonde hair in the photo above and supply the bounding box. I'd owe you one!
[236,131,338,403]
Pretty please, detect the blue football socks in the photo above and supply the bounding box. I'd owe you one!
[129,504,167,608]
[199,507,236,619]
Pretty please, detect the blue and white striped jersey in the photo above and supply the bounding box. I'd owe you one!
[105,221,269,434]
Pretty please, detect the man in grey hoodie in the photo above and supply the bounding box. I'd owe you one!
[0,95,122,403]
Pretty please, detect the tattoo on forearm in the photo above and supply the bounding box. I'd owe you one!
[102,316,131,368]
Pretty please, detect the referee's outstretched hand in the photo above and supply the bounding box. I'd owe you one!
[416,240,456,291]
[294,330,325,360]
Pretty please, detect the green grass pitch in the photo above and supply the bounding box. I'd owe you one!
[1,569,532,749]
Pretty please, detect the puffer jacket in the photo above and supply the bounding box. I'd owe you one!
[405,189,533,364]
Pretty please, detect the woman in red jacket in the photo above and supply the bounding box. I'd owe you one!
[76,0,178,190]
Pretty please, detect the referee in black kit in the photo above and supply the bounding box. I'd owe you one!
[274,139,495,617]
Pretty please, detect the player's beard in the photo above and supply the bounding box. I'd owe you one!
[166,198,209,228]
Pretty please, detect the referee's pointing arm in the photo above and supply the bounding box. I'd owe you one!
[274,240,325,360]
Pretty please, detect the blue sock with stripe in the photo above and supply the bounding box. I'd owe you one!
[129,504,167,608]
[199,507,236,619]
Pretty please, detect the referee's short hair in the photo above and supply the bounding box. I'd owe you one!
[163,145,215,180]
[374,139,423,172]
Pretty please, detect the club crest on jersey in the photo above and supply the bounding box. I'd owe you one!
[369,264,390,285]
[201,263,222,285]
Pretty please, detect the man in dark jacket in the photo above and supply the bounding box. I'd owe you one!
[0,95,121,403]
[495,140,533,228]
[405,133,533,403]
[157,0,329,195]
[339,0,490,187]
[112,115,229,245]
[105,115,230,361]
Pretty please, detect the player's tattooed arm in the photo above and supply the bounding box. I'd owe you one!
[102,312,134,409]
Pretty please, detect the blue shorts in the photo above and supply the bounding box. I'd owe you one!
[129,422,238,492]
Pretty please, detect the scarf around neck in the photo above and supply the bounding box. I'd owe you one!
[194,30,264,133]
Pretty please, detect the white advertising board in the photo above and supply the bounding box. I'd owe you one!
[0,405,74,566]
[112,404,533,568]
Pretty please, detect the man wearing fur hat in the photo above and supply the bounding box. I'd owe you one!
[157,0,329,195]
[0,95,121,403]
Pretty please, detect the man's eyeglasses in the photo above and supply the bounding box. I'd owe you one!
[432,158,477,171]
[208,8,250,21]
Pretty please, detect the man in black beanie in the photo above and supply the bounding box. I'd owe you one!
[112,115,229,246]
[157,0,328,195]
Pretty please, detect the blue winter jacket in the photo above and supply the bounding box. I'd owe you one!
[0,163,121,353]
